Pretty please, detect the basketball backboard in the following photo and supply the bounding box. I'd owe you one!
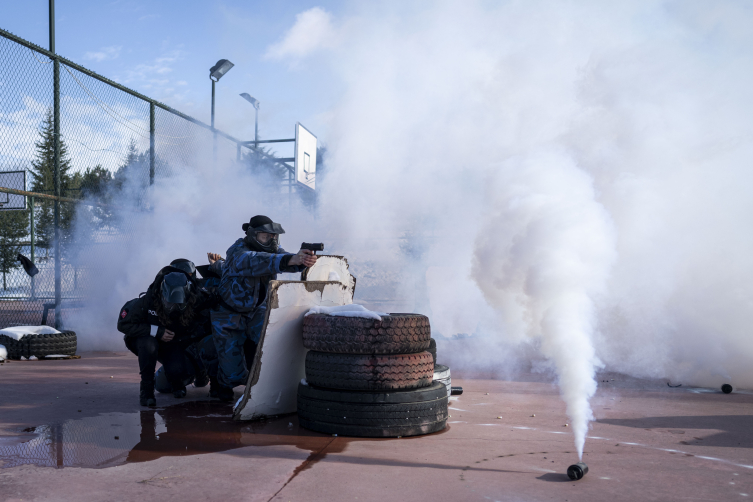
[294,122,317,190]
[0,171,27,210]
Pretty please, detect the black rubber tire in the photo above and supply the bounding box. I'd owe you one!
[305,351,435,391]
[427,338,437,365]
[302,313,431,354]
[297,381,448,437]
[0,330,77,359]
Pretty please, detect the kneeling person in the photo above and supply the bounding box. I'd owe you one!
[118,264,214,406]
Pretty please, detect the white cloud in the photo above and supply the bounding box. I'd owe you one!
[117,47,186,102]
[84,46,122,62]
[264,7,337,61]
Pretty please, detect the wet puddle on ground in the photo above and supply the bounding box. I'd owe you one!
[0,401,343,469]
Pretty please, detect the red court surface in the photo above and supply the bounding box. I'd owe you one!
[1,351,751,502]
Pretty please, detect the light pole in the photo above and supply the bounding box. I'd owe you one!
[209,59,234,156]
[239,93,260,149]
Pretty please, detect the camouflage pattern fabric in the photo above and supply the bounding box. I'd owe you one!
[218,238,294,312]
[211,305,266,388]
[211,237,304,389]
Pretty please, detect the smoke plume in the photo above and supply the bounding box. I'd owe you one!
[67,1,753,459]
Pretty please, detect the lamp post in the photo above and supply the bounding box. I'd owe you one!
[239,93,260,149]
[209,59,234,157]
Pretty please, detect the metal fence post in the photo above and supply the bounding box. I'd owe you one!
[149,102,155,185]
[211,80,217,160]
[51,0,62,328]
[288,169,293,213]
[30,196,35,300]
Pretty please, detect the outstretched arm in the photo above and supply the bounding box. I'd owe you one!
[288,249,317,268]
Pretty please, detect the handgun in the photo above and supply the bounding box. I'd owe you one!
[301,242,324,254]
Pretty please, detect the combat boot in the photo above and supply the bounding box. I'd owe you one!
[140,381,157,407]
[216,385,235,402]
[208,379,219,399]
[193,371,210,388]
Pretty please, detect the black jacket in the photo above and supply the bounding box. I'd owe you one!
[117,266,216,343]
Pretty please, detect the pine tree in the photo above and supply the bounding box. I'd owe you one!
[0,208,30,290]
[243,145,290,210]
[112,138,153,209]
[80,164,114,226]
[113,137,139,192]
[29,108,79,251]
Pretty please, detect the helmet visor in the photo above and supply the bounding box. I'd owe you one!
[161,272,189,313]
[252,222,285,235]
[169,259,196,277]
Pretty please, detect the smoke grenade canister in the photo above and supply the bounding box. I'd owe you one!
[567,462,588,480]
[721,384,733,394]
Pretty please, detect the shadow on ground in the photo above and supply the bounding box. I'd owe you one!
[598,415,753,448]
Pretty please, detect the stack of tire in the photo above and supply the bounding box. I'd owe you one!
[299,313,448,438]
[0,330,77,359]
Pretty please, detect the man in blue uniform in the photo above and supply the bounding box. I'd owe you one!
[211,215,317,402]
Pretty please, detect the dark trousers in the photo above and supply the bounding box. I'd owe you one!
[210,306,264,388]
[124,336,190,388]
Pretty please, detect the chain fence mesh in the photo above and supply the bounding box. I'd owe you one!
[0,29,262,328]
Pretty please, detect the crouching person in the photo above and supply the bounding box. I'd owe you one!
[211,215,317,402]
[118,261,216,406]
[154,334,219,396]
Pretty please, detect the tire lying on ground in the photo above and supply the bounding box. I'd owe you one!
[0,330,77,359]
[302,313,431,354]
[305,351,434,391]
[297,381,448,437]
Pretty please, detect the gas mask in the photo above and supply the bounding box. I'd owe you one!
[161,272,191,315]
[244,221,285,253]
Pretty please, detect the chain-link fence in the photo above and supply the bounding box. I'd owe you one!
[0,27,297,328]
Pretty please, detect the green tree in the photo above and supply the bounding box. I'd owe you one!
[29,108,79,251]
[0,208,30,290]
[242,145,291,211]
[112,138,155,209]
[80,164,114,226]
[112,137,139,192]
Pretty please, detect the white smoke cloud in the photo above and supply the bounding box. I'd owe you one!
[303,1,753,457]
[264,7,338,63]
[65,1,753,460]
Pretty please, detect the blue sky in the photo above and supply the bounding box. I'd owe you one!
[1,0,347,150]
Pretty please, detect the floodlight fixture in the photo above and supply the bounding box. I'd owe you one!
[209,59,234,81]
[240,93,260,148]
[240,93,260,110]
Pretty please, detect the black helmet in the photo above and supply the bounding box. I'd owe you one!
[161,272,191,314]
[242,215,285,252]
[170,258,196,278]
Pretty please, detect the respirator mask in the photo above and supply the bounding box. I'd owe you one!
[161,272,191,315]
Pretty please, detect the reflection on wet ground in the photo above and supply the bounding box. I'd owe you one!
[0,400,348,469]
